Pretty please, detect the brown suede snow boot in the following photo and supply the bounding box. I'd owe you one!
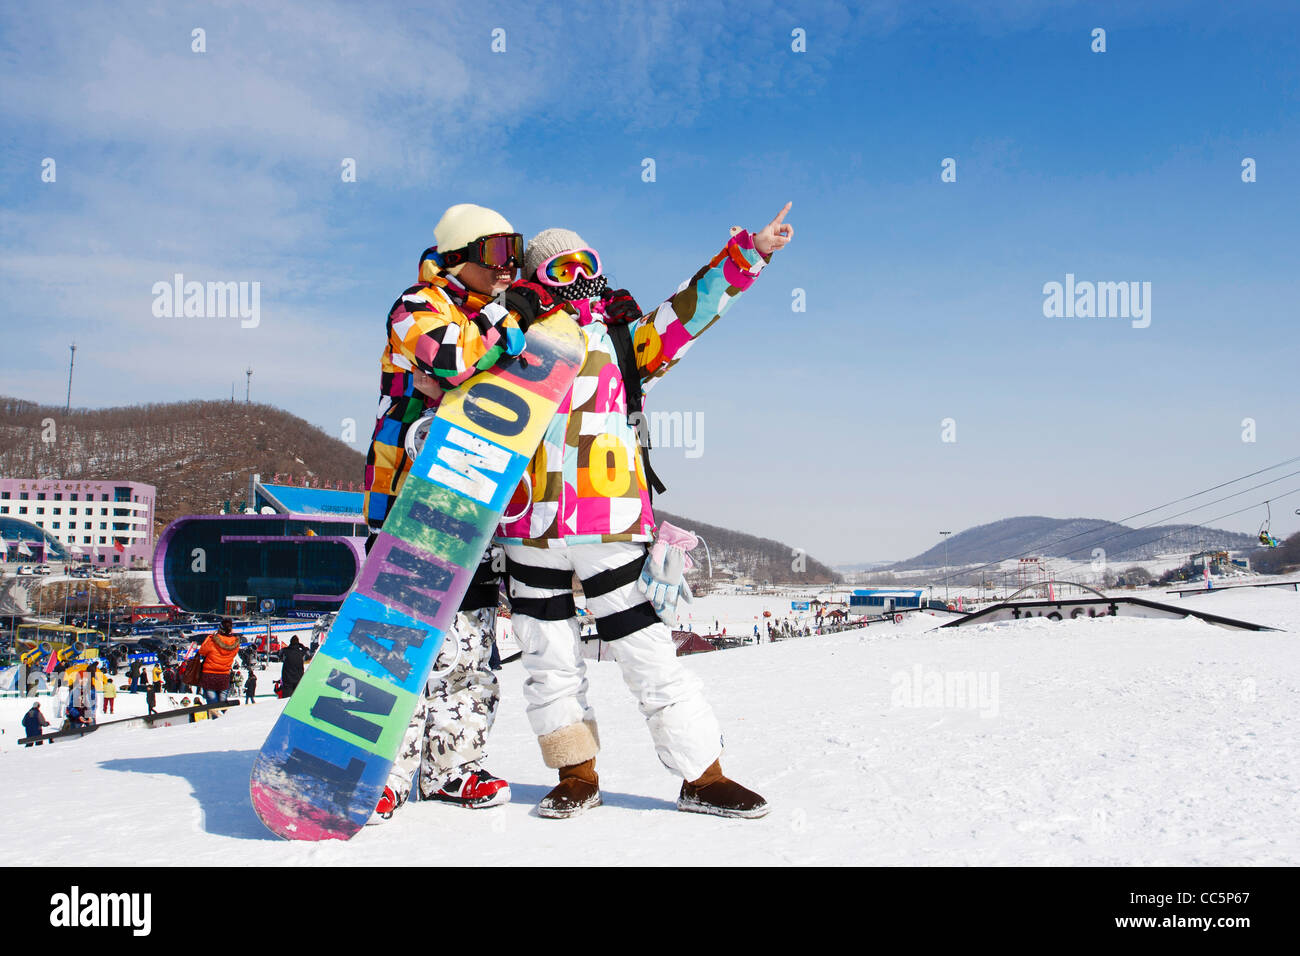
[537,758,602,819]
[678,759,769,819]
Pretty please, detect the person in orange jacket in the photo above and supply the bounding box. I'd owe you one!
[196,618,241,710]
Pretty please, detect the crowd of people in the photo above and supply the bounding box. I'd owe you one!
[15,617,294,741]
[691,608,861,648]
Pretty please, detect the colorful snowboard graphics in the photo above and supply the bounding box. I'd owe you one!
[250,313,585,840]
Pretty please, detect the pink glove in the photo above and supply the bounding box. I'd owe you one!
[638,521,698,621]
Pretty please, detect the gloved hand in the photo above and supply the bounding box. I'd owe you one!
[637,521,698,623]
[503,280,555,331]
[602,288,642,325]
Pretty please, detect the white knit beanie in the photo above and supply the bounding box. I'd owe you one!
[434,204,515,275]
[523,228,591,280]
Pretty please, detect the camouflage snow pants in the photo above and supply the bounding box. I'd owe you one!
[387,606,500,801]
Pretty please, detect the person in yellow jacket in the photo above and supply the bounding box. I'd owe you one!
[103,676,117,715]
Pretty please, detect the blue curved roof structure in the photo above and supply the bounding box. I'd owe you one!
[0,516,71,560]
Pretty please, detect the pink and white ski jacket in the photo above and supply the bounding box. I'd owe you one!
[497,228,769,548]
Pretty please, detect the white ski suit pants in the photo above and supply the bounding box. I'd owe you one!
[505,541,723,782]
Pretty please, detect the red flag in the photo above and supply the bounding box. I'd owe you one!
[113,540,125,553]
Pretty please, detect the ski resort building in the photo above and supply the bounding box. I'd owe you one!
[849,588,925,612]
[152,475,367,615]
[0,478,155,566]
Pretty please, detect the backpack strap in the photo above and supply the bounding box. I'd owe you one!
[605,320,667,500]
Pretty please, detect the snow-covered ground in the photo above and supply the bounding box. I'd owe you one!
[0,589,1296,865]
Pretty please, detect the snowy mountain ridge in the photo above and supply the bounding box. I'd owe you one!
[887,515,1255,572]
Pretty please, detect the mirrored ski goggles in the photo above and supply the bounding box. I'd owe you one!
[536,248,602,287]
[440,233,524,270]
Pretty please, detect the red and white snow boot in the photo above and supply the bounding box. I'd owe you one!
[365,785,406,825]
[429,769,511,808]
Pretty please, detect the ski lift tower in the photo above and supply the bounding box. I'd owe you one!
[940,530,952,604]
[1017,557,1045,591]
[65,342,76,412]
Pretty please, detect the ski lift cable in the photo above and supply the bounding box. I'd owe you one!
[954,454,1300,578]
[1108,455,1300,525]
[1090,486,1300,560]
[1083,469,1300,548]
[1048,471,1300,564]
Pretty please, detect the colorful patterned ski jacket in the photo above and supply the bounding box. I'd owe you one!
[498,227,769,548]
[362,250,525,532]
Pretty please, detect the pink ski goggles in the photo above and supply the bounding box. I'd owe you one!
[536,248,602,287]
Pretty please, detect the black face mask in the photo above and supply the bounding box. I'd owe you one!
[552,274,608,302]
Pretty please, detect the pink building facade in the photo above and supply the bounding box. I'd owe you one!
[0,478,156,567]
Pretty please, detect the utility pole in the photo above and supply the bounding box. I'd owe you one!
[245,367,253,404]
[940,531,952,605]
[65,343,76,412]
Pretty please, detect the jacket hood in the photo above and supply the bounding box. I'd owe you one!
[418,246,451,285]
[208,631,240,653]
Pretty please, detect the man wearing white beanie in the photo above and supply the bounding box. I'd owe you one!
[499,204,795,820]
[434,204,513,279]
[362,202,556,823]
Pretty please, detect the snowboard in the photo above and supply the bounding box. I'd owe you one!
[250,312,585,840]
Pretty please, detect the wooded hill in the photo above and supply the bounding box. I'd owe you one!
[0,396,364,531]
[657,510,840,587]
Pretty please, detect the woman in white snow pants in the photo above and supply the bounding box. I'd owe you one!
[493,212,791,819]
[506,541,722,782]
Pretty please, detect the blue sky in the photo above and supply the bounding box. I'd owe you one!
[2,0,1297,563]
